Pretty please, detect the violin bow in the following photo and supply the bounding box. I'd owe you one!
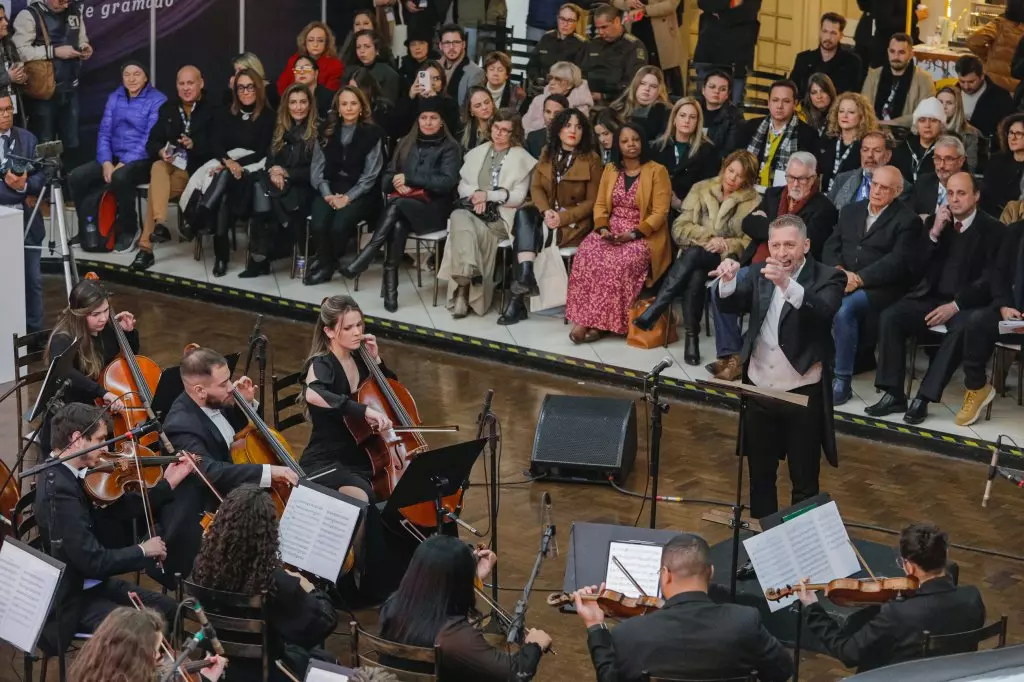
[848,540,879,582]
[611,556,649,598]
[116,382,162,572]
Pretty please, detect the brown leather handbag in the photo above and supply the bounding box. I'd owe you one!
[23,6,55,101]
[626,298,678,349]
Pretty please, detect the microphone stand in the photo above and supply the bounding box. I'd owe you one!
[643,374,670,529]
[254,335,267,421]
[0,379,69,504]
[475,390,500,606]
[506,520,555,648]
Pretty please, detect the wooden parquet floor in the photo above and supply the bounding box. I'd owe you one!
[1,278,1023,682]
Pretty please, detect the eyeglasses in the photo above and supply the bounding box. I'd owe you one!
[934,154,963,164]
[0,107,14,115]
[786,174,815,183]
[440,40,464,47]
[557,15,576,22]
[293,66,314,74]
[491,125,514,136]
[236,84,256,93]
[1009,130,1024,139]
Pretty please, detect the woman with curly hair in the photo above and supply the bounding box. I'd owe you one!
[69,607,226,682]
[191,485,337,681]
[818,91,879,193]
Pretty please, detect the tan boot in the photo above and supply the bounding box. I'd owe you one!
[714,354,743,381]
[954,385,996,426]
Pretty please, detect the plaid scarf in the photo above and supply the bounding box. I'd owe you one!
[747,117,800,182]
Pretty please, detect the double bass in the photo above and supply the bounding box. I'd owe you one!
[343,343,462,527]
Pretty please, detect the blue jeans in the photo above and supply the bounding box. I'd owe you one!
[711,266,749,357]
[832,289,870,383]
[24,245,42,333]
[28,89,80,150]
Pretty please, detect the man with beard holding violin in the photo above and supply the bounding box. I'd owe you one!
[35,403,190,651]
[158,346,298,581]
[573,533,793,682]
[797,522,986,673]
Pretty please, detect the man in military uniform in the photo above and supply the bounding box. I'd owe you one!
[581,4,648,103]
[525,2,588,96]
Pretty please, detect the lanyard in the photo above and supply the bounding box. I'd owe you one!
[489,149,506,188]
[179,104,192,136]
[552,152,574,211]
[828,139,855,192]
[909,142,935,180]
[881,82,900,120]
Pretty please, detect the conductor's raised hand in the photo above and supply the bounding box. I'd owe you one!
[233,376,256,403]
[709,258,740,282]
[762,257,791,289]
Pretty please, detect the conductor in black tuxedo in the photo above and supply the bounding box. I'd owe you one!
[159,346,299,579]
[575,533,793,682]
[865,172,1004,425]
[34,403,188,652]
[715,215,846,519]
[799,522,986,673]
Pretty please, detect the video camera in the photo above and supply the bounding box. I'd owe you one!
[3,140,64,177]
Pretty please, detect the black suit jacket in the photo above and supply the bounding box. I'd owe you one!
[906,210,1003,310]
[586,591,793,682]
[822,199,921,309]
[35,462,171,649]
[159,393,263,576]
[790,46,864,97]
[906,172,941,217]
[992,220,1024,309]
[739,186,838,263]
[145,95,219,175]
[964,81,1014,141]
[805,575,986,672]
[718,258,845,466]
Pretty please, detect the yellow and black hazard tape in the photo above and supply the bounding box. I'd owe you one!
[64,259,1024,465]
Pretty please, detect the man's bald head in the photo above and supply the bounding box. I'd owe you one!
[176,65,203,104]
[868,165,903,213]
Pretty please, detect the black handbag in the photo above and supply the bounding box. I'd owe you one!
[455,197,502,223]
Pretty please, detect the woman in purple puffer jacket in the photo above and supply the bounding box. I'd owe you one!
[69,60,167,253]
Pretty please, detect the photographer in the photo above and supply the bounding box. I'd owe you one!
[0,92,46,335]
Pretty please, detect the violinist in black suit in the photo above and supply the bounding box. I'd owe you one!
[715,215,846,519]
[865,172,1004,425]
[799,522,986,673]
[159,346,298,579]
[34,403,188,653]
[576,533,793,682]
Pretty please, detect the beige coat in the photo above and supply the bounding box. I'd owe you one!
[615,0,683,70]
[672,177,760,259]
[530,151,604,246]
[967,17,1024,93]
[861,66,935,129]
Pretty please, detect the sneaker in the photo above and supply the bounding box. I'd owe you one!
[114,227,140,254]
[130,249,155,271]
[832,378,852,406]
[151,224,172,243]
[954,385,996,426]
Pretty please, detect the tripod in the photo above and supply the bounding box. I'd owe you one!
[15,150,77,295]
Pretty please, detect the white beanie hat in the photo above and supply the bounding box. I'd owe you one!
[912,97,946,125]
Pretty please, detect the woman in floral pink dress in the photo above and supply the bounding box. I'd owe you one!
[566,124,672,342]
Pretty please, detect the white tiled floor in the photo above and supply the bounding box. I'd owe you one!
[71,212,1024,450]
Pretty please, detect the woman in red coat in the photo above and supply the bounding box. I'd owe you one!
[277,21,344,95]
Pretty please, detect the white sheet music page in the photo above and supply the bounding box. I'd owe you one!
[279,482,362,582]
[742,501,860,612]
[0,539,63,652]
[305,669,348,682]
[604,541,663,598]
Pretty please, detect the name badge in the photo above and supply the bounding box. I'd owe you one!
[772,169,787,188]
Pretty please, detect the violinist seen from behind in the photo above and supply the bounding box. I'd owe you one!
[797,522,986,672]
[35,403,190,652]
[378,535,552,681]
[573,533,793,682]
[68,606,226,682]
[159,347,299,580]
[191,485,337,682]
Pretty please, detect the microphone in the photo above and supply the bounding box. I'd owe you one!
[541,491,557,558]
[982,436,1004,508]
[446,511,484,537]
[248,314,263,347]
[190,600,225,656]
[646,356,674,379]
[477,389,495,428]
[160,629,207,682]
[126,419,163,441]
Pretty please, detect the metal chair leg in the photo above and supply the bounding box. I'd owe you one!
[432,239,442,307]
[415,240,423,288]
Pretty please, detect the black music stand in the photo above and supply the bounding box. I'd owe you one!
[25,338,80,422]
[383,438,487,533]
[150,352,240,419]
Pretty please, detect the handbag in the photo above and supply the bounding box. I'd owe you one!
[530,226,569,312]
[387,187,430,202]
[626,297,678,349]
[23,6,55,101]
[455,197,502,223]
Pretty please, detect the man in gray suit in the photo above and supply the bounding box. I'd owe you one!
[827,130,892,211]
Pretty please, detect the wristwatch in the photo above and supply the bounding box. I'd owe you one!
[587,623,609,632]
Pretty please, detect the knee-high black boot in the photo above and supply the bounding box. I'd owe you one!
[509,208,543,295]
[633,257,695,331]
[340,201,403,278]
[382,222,409,312]
[212,203,231,277]
[305,226,336,285]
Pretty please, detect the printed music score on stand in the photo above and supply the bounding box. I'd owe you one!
[0,537,64,653]
[303,659,356,681]
[278,480,366,582]
[605,541,663,598]
[742,501,860,612]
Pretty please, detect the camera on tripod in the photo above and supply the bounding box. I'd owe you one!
[3,140,63,177]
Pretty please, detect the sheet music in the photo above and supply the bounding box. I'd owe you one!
[742,501,859,612]
[0,539,64,653]
[279,482,363,582]
[604,541,663,598]
[305,669,347,682]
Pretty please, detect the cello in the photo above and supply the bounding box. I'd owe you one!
[343,342,462,527]
[0,460,19,543]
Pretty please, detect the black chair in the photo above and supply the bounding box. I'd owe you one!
[10,328,52,472]
[922,614,1009,658]
[182,580,271,682]
[643,671,757,682]
[271,371,305,434]
[349,620,441,681]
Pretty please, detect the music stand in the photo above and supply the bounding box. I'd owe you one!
[26,337,80,422]
[150,352,240,418]
[383,438,487,533]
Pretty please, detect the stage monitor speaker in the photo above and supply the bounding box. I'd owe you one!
[530,395,637,484]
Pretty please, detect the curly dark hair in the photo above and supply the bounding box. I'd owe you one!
[190,485,281,595]
[542,107,594,163]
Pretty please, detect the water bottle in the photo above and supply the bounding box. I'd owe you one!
[295,255,306,281]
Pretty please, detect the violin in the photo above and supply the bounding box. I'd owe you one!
[344,342,463,527]
[128,591,220,682]
[83,453,201,504]
[546,589,664,618]
[765,576,920,607]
